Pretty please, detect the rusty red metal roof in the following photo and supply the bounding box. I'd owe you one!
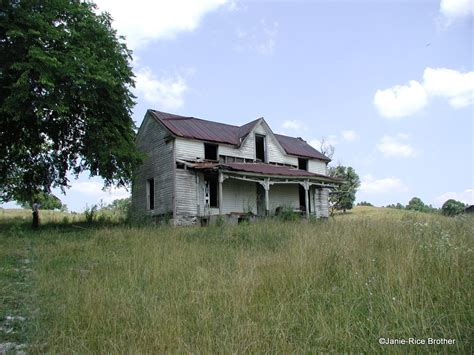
[149,110,330,161]
[190,162,342,182]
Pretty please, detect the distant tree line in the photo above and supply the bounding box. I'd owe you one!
[384,197,468,217]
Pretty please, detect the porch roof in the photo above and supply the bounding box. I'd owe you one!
[189,162,343,183]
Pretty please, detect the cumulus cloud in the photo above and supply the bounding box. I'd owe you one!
[70,182,130,205]
[282,120,303,130]
[359,174,408,194]
[374,80,428,118]
[341,130,360,142]
[134,67,188,110]
[435,189,474,206]
[374,67,474,118]
[439,0,473,22]
[376,134,416,158]
[423,68,474,108]
[94,0,228,49]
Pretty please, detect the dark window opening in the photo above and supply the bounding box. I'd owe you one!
[298,158,308,171]
[205,175,218,208]
[204,143,218,161]
[255,134,265,162]
[147,178,155,210]
[176,162,185,169]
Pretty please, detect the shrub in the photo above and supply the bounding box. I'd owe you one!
[84,204,98,224]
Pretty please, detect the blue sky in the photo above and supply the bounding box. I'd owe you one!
[3,0,472,211]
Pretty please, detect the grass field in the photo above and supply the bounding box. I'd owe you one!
[1,207,472,353]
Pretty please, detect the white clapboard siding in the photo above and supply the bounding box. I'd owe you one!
[132,113,174,216]
[314,188,329,218]
[269,184,300,213]
[175,138,204,160]
[308,159,327,175]
[221,179,258,214]
[175,169,198,216]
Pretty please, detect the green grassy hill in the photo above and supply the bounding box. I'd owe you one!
[1,207,472,352]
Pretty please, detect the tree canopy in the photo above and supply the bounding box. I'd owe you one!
[0,0,142,204]
[441,199,466,217]
[328,165,360,214]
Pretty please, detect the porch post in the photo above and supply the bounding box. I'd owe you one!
[304,180,310,219]
[264,178,270,216]
[218,171,224,215]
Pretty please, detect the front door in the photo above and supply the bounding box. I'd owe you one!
[256,183,265,216]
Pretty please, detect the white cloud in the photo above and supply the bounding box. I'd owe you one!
[94,0,228,49]
[134,67,188,110]
[423,68,474,108]
[376,134,416,158]
[282,120,303,130]
[70,182,130,206]
[374,80,428,118]
[440,0,474,20]
[359,174,408,194]
[374,67,474,118]
[342,130,360,142]
[435,189,474,206]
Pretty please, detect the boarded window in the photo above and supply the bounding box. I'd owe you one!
[298,158,308,171]
[255,134,265,162]
[205,175,219,208]
[204,143,218,161]
[147,178,155,210]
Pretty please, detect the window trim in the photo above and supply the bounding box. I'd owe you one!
[255,134,266,162]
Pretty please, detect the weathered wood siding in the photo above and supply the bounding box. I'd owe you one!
[221,179,257,214]
[175,169,197,216]
[132,114,174,216]
[175,138,205,160]
[308,159,327,175]
[269,184,300,213]
[313,188,329,218]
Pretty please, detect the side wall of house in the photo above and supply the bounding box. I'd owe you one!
[175,168,197,216]
[313,187,329,218]
[308,159,327,175]
[132,114,174,217]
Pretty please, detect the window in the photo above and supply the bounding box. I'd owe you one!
[255,134,266,162]
[298,158,308,171]
[205,175,218,208]
[147,178,154,210]
[204,143,218,161]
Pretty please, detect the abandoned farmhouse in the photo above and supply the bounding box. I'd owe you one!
[132,110,341,225]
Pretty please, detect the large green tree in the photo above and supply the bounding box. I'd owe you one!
[328,165,360,214]
[441,199,466,217]
[0,0,142,204]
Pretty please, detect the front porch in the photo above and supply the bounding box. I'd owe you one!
[174,161,341,225]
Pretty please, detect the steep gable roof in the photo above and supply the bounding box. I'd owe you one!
[148,110,330,161]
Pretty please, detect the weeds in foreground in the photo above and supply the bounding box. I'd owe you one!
[0,208,472,353]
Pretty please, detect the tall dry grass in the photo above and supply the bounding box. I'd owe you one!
[1,207,472,352]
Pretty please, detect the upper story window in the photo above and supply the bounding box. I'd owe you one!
[204,143,218,161]
[255,134,266,162]
[298,158,308,171]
